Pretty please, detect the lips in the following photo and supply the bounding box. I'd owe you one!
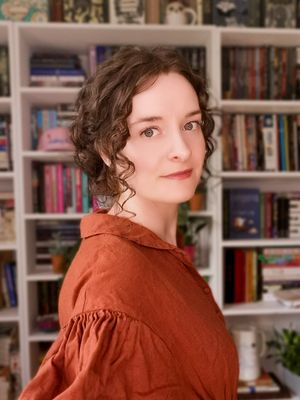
[163,169,193,179]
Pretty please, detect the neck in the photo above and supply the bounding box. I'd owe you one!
[108,194,179,246]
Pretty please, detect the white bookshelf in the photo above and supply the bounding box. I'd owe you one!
[218,31,300,399]
[12,22,222,383]
[0,22,25,399]
[1,21,297,394]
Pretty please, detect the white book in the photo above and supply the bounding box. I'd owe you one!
[261,114,278,171]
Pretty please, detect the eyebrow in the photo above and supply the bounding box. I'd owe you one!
[129,109,202,126]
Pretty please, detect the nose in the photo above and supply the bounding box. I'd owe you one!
[167,129,192,162]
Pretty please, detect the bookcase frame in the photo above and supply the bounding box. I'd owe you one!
[3,21,300,396]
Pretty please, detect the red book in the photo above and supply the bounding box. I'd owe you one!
[56,163,64,213]
[234,249,246,303]
[44,164,52,213]
[75,168,82,213]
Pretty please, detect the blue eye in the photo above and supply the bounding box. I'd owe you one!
[184,121,202,131]
[141,127,158,138]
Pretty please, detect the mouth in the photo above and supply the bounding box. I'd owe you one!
[162,169,193,179]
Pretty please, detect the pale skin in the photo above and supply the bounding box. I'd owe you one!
[108,72,206,246]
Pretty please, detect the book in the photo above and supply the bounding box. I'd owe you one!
[145,0,160,23]
[238,372,292,399]
[0,0,48,22]
[228,188,260,239]
[63,0,109,23]
[261,114,278,171]
[212,0,249,27]
[264,0,296,28]
[238,370,281,394]
[109,0,145,24]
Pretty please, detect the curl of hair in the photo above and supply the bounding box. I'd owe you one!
[71,46,215,209]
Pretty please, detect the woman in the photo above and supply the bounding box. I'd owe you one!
[20,46,238,399]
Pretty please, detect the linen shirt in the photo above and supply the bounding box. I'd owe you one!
[20,211,239,399]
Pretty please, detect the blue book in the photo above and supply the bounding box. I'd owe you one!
[30,68,85,76]
[3,262,17,307]
[229,188,260,239]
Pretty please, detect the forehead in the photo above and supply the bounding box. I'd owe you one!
[130,72,199,117]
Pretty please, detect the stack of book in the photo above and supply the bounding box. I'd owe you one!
[260,247,300,302]
[30,53,86,87]
[221,113,300,172]
[238,370,292,399]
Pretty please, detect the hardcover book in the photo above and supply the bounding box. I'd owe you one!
[0,0,48,22]
[109,0,145,24]
[212,0,249,26]
[63,0,109,23]
[264,0,296,28]
[228,188,260,239]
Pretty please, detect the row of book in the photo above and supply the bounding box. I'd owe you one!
[31,104,74,149]
[0,260,17,309]
[89,45,206,78]
[30,46,206,88]
[223,189,300,240]
[32,162,91,214]
[222,46,300,100]
[0,115,12,171]
[35,220,80,271]
[30,53,86,87]
[0,47,9,97]
[221,113,300,172]
[224,247,300,304]
[0,193,14,242]
[4,1,299,28]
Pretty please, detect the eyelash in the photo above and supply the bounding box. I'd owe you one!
[140,120,204,138]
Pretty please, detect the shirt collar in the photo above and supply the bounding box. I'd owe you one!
[80,210,179,251]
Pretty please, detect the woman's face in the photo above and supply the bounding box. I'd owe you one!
[121,72,206,206]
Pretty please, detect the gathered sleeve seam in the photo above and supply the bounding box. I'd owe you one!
[57,307,180,370]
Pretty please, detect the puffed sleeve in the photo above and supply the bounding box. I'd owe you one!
[19,309,184,400]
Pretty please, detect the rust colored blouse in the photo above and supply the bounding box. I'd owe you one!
[20,212,239,400]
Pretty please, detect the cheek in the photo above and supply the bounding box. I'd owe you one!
[122,143,157,177]
[192,134,206,163]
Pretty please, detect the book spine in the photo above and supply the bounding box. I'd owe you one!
[81,172,89,213]
[75,168,82,213]
[3,263,17,307]
[44,164,52,213]
[56,163,64,213]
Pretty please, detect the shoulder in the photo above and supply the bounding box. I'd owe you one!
[59,233,156,326]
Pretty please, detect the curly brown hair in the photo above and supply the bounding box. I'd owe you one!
[71,45,215,208]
